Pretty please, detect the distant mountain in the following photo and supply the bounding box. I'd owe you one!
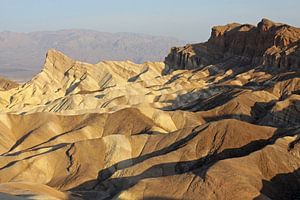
[0,29,186,81]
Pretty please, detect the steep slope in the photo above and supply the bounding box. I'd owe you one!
[0,19,299,200]
[164,18,300,74]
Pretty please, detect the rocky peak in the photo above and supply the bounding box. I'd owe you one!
[43,49,75,73]
[210,23,241,38]
[164,19,300,74]
[45,49,71,62]
[257,18,278,31]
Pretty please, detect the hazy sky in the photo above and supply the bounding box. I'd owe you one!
[0,0,299,41]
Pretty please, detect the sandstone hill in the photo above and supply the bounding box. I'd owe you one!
[0,19,299,200]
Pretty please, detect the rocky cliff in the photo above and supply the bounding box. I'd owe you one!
[164,19,300,74]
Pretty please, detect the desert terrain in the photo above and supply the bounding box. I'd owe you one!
[0,19,299,200]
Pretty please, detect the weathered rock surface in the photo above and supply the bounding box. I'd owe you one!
[0,19,299,200]
[164,19,300,74]
[0,76,18,90]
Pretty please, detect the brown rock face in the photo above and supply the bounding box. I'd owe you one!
[164,19,300,74]
[0,76,18,90]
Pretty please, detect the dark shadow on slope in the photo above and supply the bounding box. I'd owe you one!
[203,99,300,129]
[95,124,208,185]
[2,127,40,156]
[65,81,81,95]
[254,66,300,81]
[70,124,300,199]
[204,114,253,124]
[68,99,300,199]
[161,86,243,112]
[163,72,185,85]
[65,73,87,95]
[203,100,277,125]
[254,168,300,200]
[190,89,242,112]
[3,126,85,157]
[0,143,68,170]
[161,82,290,113]
[131,127,163,136]
[161,65,300,113]
[258,99,300,128]
[128,66,149,82]
[208,61,254,85]
[288,135,300,150]
[0,193,36,200]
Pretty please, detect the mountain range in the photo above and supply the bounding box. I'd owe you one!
[0,19,299,200]
[0,30,186,81]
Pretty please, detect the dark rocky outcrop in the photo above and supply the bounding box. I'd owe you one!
[164,19,300,74]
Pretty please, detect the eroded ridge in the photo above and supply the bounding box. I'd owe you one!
[0,19,299,200]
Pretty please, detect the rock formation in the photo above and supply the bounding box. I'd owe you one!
[0,76,18,91]
[0,19,299,200]
[164,18,300,74]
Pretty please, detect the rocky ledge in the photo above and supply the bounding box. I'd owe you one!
[164,19,300,74]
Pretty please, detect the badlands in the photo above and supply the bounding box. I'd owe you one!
[0,19,299,199]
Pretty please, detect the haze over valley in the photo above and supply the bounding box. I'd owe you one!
[0,30,186,81]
